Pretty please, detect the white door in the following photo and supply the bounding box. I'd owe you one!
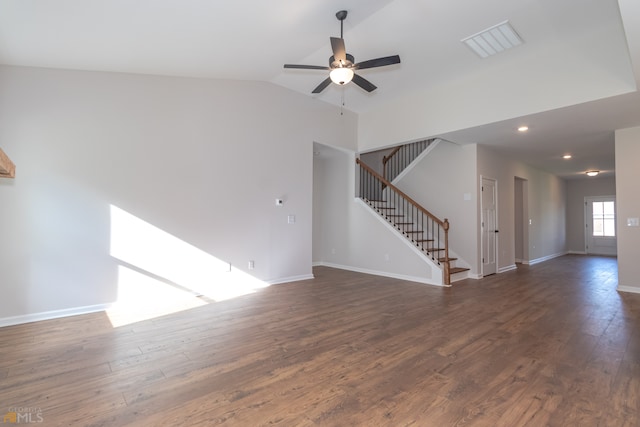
[585,196,617,256]
[481,177,498,276]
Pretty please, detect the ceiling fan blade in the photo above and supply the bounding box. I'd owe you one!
[352,73,377,92]
[330,37,347,63]
[355,55,401,70]
[284,64,330,70]
[312,77,332,94]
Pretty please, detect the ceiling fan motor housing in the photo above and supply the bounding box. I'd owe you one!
[330,54,355,69]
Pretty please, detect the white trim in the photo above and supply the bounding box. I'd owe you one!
[0,303,112,328]
[567,250,587,255]
[528,252,567,265]
[315,262,448,287]
[498,264,517,273]
[617,285,640,294]
[267,274,314,285]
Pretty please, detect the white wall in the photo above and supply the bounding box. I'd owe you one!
[615,127,640,292]
[0,65,357,322]
[477,146,567,269]
[565,177,616,253]
[357,9,635,152]
[312,144,440,284]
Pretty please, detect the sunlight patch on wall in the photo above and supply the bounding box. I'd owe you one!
[108,205,269,327]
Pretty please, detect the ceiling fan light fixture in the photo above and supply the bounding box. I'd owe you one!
[329,67,354,85]
[586,170,600,177]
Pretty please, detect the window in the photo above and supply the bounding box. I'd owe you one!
[592,201,615,237]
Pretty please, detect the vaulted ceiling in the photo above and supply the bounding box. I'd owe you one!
[1,0,638,179]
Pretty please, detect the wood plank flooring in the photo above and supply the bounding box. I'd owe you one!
[1,255,639,426]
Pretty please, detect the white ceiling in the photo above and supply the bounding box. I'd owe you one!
[1,0,639,179]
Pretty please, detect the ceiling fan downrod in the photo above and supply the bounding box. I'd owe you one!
[336,10,347,39]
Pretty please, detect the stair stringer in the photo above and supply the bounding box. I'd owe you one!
[356,198,446,287]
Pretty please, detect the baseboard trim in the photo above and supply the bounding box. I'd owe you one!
[617,286,640,294]
[498,264,517,273]
[267,274,314,285]
[314,262,447,287]
[567,251,587,255]
[0,303,112,328]
[529,252,567,266]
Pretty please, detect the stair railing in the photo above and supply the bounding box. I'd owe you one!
[357,158,451,285]
[382,139,432,183]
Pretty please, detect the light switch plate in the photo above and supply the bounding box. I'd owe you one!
[627,217,639,227]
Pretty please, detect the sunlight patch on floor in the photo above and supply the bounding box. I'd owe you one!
[106,265,207,327]
[107,205,270,328]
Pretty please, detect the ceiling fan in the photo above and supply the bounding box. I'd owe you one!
[284,10,401,94]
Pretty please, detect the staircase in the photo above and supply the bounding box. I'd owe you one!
[356,149,469,285]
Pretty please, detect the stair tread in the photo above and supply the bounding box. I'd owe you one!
[416,239,434,242]
[376,207,396,210]
[404,230,424,234]
[439,257,458,262]
[450,267,470,274]
[396,222,413,225]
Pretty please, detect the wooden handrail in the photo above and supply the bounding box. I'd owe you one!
[357,158,446,228]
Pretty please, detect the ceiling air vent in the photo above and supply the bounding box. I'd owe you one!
[461,20,523,58]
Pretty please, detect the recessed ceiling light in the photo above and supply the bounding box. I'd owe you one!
[563,154,572,159]
[586,170,599,177]
[518,126,529,132]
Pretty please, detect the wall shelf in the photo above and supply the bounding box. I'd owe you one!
[0,148,16,178]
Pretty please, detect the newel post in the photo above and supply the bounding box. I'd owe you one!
[443,218,450,286]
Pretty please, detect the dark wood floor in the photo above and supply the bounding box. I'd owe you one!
[1,255,639,426]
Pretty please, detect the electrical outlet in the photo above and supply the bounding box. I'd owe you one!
[248,260,255,270]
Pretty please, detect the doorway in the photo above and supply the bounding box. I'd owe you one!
[514,177,529,264]
[481,176,498,276]
[585,196,617,256]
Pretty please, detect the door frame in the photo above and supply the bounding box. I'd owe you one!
[480,175,498,276]
[584,195,617,255]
